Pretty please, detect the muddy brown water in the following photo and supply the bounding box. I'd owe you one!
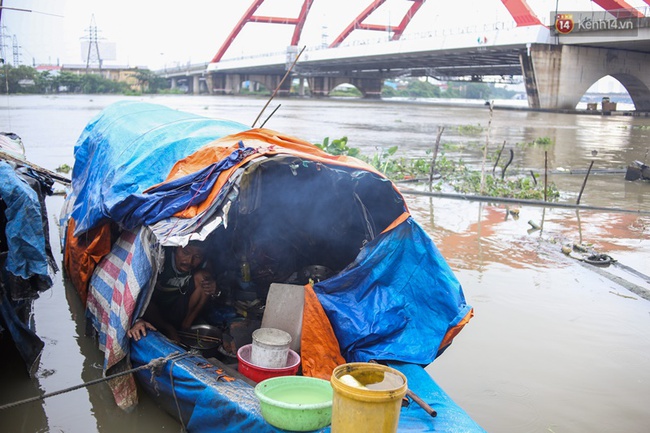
[1,94,648,432]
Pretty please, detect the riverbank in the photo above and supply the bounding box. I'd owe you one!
[382,95,646,116]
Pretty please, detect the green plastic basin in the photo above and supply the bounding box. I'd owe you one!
[254,376,333,431]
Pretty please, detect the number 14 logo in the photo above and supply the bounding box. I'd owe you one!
[555,14,574,34]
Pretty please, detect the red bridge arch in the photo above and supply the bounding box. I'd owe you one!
[210,0,645,64]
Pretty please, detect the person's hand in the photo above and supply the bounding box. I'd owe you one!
[127,319,156,341]
[200,274,218,297]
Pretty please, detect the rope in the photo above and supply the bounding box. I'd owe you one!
[399,188,650,215]
[169,356,188,432]
[0,351,191,411]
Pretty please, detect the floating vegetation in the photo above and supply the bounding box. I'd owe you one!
[315,137,559,201]
[519,136,553,147]
[55,163,72,174]
[457,124,483,135]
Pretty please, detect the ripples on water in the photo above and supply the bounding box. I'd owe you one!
[0,95,648,433]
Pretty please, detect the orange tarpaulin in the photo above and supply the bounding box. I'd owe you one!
[151,128,404,220]
[301,284,347,379]
[64,219,114,304]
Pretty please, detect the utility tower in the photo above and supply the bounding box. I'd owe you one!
[82,14,102,72]
[0,25,7,64]
[12,34,20,65]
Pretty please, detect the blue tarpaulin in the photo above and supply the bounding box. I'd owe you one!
[69,100,248,236]
[0,161,54,375]
[113,144,254,230]
[0,161,51,284]
[315,217,471,365]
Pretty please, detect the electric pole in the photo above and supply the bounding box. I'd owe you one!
[82,14,102,73]
[12,34,20,65]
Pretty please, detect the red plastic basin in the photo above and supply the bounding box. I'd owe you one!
[237,343,300,383]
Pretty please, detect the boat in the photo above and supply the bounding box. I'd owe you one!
[0,133,61,377]
[60,100,484,432]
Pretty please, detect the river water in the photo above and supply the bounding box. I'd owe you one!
[1,94,649,433]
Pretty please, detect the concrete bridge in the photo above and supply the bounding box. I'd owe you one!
[157,1,650,111]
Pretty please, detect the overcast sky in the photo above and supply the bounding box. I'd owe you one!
[1,0,647,76]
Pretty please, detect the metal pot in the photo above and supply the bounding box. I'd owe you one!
[179,324,223,358]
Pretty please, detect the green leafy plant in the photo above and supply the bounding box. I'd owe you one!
[55,164,72,174]
[314,136,360,157]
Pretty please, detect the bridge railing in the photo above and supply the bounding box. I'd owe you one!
[212,18,524,65]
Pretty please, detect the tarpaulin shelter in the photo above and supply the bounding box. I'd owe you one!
[1,159,58,376]
[61,101,479,431]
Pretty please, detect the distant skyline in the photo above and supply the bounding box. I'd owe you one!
[2,0,644,93]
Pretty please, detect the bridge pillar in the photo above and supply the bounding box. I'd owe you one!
[522,43,650,111]
[308,77,330,97]
[192,75,200,95]
[209,73,243,95]
[351,78,383,99]
[226,74,242,94]
[205,74,214,95]
[298,77,306,96]
[255,75,291,96]
[170,77,177,90]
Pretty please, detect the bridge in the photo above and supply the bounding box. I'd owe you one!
[157,0,650,111]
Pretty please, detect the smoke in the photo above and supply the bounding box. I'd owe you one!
[204,155,405,294]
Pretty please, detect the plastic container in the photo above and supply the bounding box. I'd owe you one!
[251,328,292,368]
[237,344,300,382]
[255,376,333,431]
[330,362,407,433]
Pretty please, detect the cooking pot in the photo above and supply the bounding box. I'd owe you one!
[179,324,222,358]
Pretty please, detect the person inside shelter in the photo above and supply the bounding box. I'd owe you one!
[127,242,218,343]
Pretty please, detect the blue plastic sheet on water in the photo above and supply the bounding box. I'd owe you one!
[69,100,249,236]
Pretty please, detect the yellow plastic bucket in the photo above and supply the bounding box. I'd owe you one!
[330,362,407,433]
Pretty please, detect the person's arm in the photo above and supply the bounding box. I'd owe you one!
[196,270,218,297]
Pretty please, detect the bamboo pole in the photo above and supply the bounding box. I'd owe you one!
[399,188,650,215]
[492,140,506,175]
[544,151,548,202]
[0,149,71,185]
[260,104,281,128]
[479,101,494,194]
[251,45,306,128]
[429,126,444,187]
[576,160,594,205]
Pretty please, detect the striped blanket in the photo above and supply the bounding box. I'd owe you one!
[86,226,160,410]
